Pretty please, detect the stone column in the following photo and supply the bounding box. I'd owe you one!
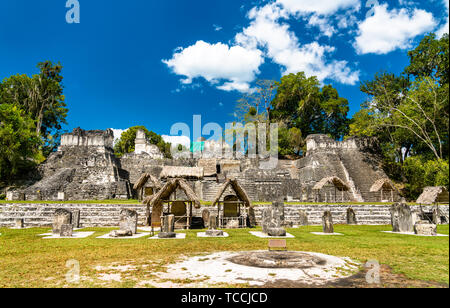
[159,214,176,238]
[119,209,138,234]
[390,201,413,233]
[53,209,72,234]
[322,211,334,234]
[346,208,357,225]
[14,218,24,229]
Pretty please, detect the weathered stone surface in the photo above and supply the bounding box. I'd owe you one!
[205,230,224,237]
[205,214,223,236]
[109,229,133,237]
[247,206,256,228]
[433,206,441,225]
[267,227,287,237]
[159,214,176,238]
[414,221,437,236]
[14,218,24,229]
[298,210,309,226]
[53,209,72,234]
[208,214,218,230]
[202,209,210,228]
[226,220,240,229]
[119,209,138,234]
[346,208,357,225]
[390,202,414,233]
[72,210,81,228]
[262,202,287,236]
[322,211,334,234]
[60,224,73,237]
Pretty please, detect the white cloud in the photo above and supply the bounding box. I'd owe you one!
[213,24,223,31]
[436,0,449,38]
[236,3,360,85]
[162,40,264,92]
[162,135,191,147]
[276,0,360,16]
[308,14,336,37]
[355,4,436,54]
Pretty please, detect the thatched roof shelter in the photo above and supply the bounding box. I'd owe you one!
[212,179,252,207]
[160,166,204,179]
[313,177,350,191]
[198,159,217,177]
[370,179,396,192]
[133,173,162,190]
[416,186,449,204]
[146,178,201,208]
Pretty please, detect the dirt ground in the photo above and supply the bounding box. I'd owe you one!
[261,264,449,288]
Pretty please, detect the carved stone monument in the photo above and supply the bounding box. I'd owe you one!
[159,214,176,238]
[346,208,357,225]
[60,224,73,237]
[298,210,309,226]
[390,201,414,233]
[205,214,224,237]
[322,211,334,234]
[119,209,138,235]
[202,209,210,228]
[247,206,256,228]
[414,221,437,236]
[72,210,81,228]
[53,209,72,234]
[262,202,287,237]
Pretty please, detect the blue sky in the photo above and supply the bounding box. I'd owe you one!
[0,0,448,145]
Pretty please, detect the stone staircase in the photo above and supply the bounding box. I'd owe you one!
[339,152,386,203]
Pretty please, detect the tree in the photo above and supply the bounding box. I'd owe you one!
[405,33,449,85]
[0,61,68,155]
[234,80,277,124]
[114,126,172,158]
[0,104,41,184]
[271,72,350,140]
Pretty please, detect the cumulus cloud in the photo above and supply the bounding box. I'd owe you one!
[354,4,436,54]
[436,0,449,38]
[236,3,360,85]
[162,40,264,92]
[163,0,362,92]
[162,135,191,147]
[276,0,360,16]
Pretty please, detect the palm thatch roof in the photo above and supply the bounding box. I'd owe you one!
[212,179,252,207]
[416,186,449,204]
[313,177,350,191]
[370,178,396,192]
[146,178,201,208]
[133,173,162,190]
[143,194,155,205]
[160,166,204,179]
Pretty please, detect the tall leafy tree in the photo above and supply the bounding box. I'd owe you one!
[271,72,350,140]
[0,104,41,184]
[0,61,68,155]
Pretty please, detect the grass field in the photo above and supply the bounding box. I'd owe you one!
[0,225,448,288]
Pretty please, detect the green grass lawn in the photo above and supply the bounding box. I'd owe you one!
[0,225,448,288]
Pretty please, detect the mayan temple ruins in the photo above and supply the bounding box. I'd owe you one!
[7,127,400,203]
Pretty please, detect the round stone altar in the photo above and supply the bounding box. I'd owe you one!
[228,251,327,269]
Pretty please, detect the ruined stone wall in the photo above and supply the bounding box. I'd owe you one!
[1,203,447,228]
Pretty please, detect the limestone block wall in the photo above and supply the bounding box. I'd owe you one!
[1,203,447,228]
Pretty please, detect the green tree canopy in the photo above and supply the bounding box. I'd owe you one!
[0,61,68,155]
[271,72,350,140]
[0,104,42,184]
[114,126,172,158]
